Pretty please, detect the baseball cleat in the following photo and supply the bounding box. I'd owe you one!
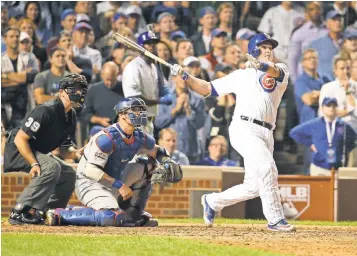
[201,194,215,227]
[267,219,296,232]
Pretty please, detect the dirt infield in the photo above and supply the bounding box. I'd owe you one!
[2,222,357,256]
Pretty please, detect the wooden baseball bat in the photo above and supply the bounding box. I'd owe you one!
[112,32,173,69]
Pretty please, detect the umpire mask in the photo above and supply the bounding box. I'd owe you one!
[59,74,88,107]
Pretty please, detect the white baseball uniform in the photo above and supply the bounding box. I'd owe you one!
[205,63,289,224]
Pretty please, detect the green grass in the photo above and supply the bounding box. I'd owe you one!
[158,218,357,226]
[2,233,285,256]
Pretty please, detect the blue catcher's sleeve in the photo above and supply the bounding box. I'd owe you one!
[96,134,115,153]
[289,119,315,147]
[143,132,156,150]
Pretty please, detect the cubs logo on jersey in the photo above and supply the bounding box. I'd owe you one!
[259,74,277,93]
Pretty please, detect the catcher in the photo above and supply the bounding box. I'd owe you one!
[46,98,182,227]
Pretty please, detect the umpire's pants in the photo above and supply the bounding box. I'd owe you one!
[17,152,76,211]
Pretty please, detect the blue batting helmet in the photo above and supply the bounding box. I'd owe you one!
[137,31,160,47]
[248,33,279,58]
[114,98,148,128]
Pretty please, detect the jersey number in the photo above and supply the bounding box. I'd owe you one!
[25,117,40,132]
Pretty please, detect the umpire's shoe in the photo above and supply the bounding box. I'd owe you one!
[267,219,296,232]
[201,195,215,227]
[9,203,44,225]
[140,211,158,227]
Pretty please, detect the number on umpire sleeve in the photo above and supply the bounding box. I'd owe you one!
[25,117,34,127]
[30,121,40,132]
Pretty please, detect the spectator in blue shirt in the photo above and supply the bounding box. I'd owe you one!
[288,2,328,83]
[308,10,344,80]
[295,49,329,124]
[154,72,206,163]
[196,135,239,167]
[290,97,356,176]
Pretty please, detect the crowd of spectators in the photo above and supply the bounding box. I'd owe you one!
[1,1,357,173]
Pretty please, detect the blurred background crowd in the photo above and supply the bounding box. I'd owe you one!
[1,1,357,175]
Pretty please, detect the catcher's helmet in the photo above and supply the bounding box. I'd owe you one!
[248,33,279,58]
[114,98,148,128]
[59,74,88,107]
[137,31,160,47]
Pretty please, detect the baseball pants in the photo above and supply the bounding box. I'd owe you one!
[206,120,285,224]
[17,152,76,210]
[75,162,151,212]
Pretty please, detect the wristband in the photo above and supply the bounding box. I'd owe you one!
[258,62,269,72]
[181,71,189,81]
[31,162,40,168]
[112,180,123,189]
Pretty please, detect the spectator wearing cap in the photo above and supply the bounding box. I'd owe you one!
[196,135,239,167]
[82,61,124,129]
[74,1,101,39]
[17,17,47,70]
[33,47,70,105]
[61,9,77,33]
[123,5,147,39]
[258,2,304,64]
[158,128,190,165]
[340,31,357,60]
[235,28,256,55]
[288,2,328,83]
[170,30,187,51]
[217,3,236,40]
[190,6,217,56]
[183,56,210,82]
[326,1,357,28]
[215,42,242,72]
[122,31,171,135]
[95,13,128,59]
[45,9,77,60]
[157,12,176,46]
[1,27,39,129]
[308,10,344,80]
[154,71,206,163]
[151,2,178,24]
[199,28,228,80]
[43,31,92,84]
[290,97,356,176]
[319,56,357,132]
[18,32,40,71]
[72,22,102,82]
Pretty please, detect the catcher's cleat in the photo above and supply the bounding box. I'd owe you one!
[45,209,60,226]
[267,219,296,232]
[201,195,215,227]
[8,204,44,225]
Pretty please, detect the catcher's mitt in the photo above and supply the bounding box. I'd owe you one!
[151,159,183,184]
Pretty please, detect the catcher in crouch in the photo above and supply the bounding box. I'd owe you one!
[46,98,182,227]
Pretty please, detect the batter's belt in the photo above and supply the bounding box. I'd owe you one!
[240,115,273,130]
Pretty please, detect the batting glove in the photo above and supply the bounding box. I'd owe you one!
[171,64,189,81]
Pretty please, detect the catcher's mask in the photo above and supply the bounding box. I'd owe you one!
[114,98,148,128]
[59,74,88,107]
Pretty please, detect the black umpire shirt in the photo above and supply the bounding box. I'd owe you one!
[3,98,76,172]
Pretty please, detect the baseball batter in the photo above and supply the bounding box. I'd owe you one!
[46,98,182,227]
[171,33,295,232]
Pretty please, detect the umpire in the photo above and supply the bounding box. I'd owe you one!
[3,74,88,225]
